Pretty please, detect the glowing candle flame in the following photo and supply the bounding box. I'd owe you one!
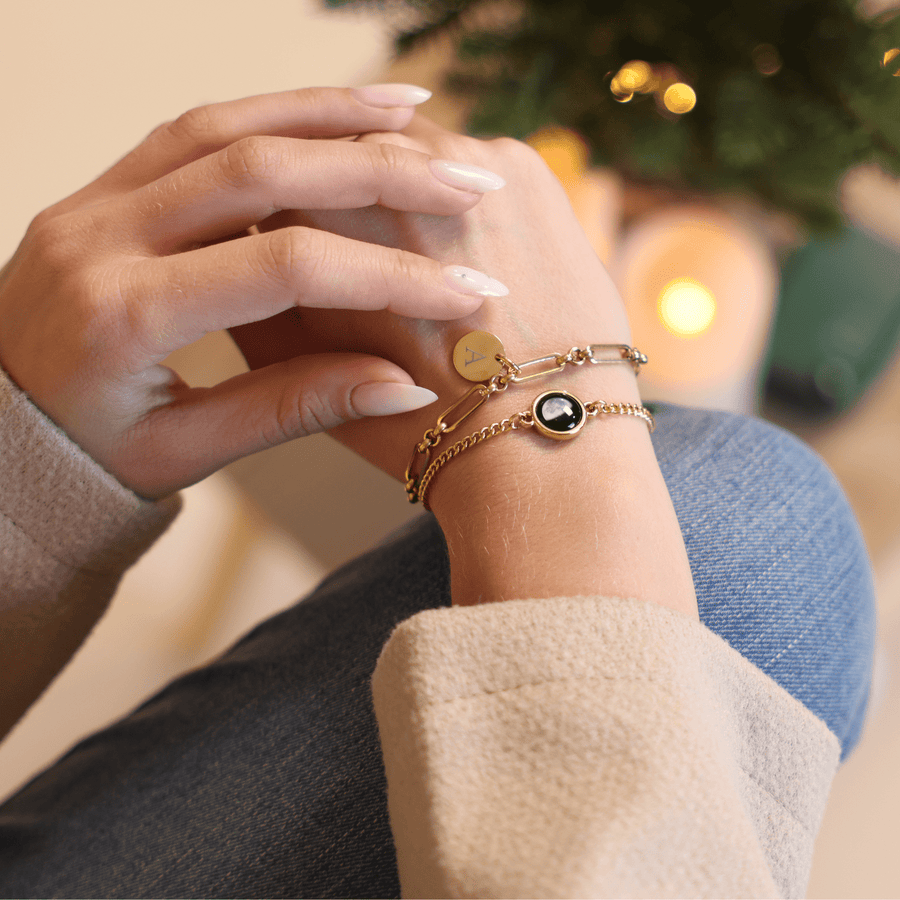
[658,277,716,336]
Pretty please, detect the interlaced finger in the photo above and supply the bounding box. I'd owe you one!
[69,87,423,207]
[129,226,498,357]
[127,136,491,252]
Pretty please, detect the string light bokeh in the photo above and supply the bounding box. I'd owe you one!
[609,60,696,114]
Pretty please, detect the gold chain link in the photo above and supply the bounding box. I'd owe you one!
[417,413,530,509]
[414,398,654,509]
[405,342,647,503]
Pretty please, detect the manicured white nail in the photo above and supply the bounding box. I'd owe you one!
[352,83,432,108]
[352,382,439,417]
[443,265,509,297]
[429,159,506,192]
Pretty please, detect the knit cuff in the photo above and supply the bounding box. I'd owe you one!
[0,367,180,575]
[372,595,840,898]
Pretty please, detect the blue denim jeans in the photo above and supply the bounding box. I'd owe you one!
[0,406,877,899]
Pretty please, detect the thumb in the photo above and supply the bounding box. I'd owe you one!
[122,354,437,498]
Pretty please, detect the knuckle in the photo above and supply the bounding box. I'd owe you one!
[18,211,143,365]
[145,120,173,143]
[490,135,539,161]
[488,135,528,153]
[26,211,93,280]
[259,226,315,286]
[439,132,478,156]
[271,387,336,443]
[426,129,484,161]
[295,392,336,437]
[168,104,221,147]
[488,135,547,171]
[374,139,407,176]
[377,247,417,295]
[290,85,333,112]
[392,248,419,285]
[221,135,280,186]
[27,206,57,234]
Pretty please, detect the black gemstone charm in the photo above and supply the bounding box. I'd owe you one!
[532,391,586,440]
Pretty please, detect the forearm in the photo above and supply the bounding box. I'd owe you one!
[427,364,698,618]
[0,368,179,740]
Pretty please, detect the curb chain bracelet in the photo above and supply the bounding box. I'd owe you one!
[414,393,655,510]
[404,332,651,506]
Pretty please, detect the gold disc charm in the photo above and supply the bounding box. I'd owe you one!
[453,331,505,382]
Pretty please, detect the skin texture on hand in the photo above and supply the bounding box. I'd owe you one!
[229,115,698,617]
[0,88,505,499]
[231,115,638,476]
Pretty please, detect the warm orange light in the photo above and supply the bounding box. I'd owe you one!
[610,73,633,101]
[883,48,900,75]
[526,127,589,188]
[663,83,696,114]
[616,60,653,93]
[657,277,716,336]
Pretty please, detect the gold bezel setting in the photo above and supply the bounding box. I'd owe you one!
[531,391,586,440]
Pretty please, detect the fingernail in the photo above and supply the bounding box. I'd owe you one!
[429,159,506,192]
[443,265,509,297]
[352,83,432,108]
[352,382,439,417]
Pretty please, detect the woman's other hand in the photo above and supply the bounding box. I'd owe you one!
[0,86,507,499]
[231,114,637,481]
[230,115,697,616]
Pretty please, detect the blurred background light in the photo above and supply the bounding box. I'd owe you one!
[663,82,696,114]
[657,277,717,336]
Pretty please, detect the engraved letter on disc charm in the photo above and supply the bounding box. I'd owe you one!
[453,331,505,382]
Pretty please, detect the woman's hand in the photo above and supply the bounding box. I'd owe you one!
[230,114,637,480]
[230,115,698,617]
[0,86,508,499]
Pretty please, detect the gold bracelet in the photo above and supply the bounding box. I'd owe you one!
[404,333,648,504]
[414,390,655,510]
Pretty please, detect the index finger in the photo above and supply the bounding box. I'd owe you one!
[87,85,432,196]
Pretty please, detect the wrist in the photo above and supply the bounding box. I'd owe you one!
[423,360,645,513]
[423,365,697,618]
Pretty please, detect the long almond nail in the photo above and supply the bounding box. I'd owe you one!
[352,382,439,417]
[352,83,432,108]
[429,160,506,192]
[443,265,509,297]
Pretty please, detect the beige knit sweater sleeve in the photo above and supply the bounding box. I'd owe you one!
[0,369,180,647]
[372,596,841,899]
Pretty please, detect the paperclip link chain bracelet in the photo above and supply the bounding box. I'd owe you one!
[415,395,655,511]
[404,342,648,505]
